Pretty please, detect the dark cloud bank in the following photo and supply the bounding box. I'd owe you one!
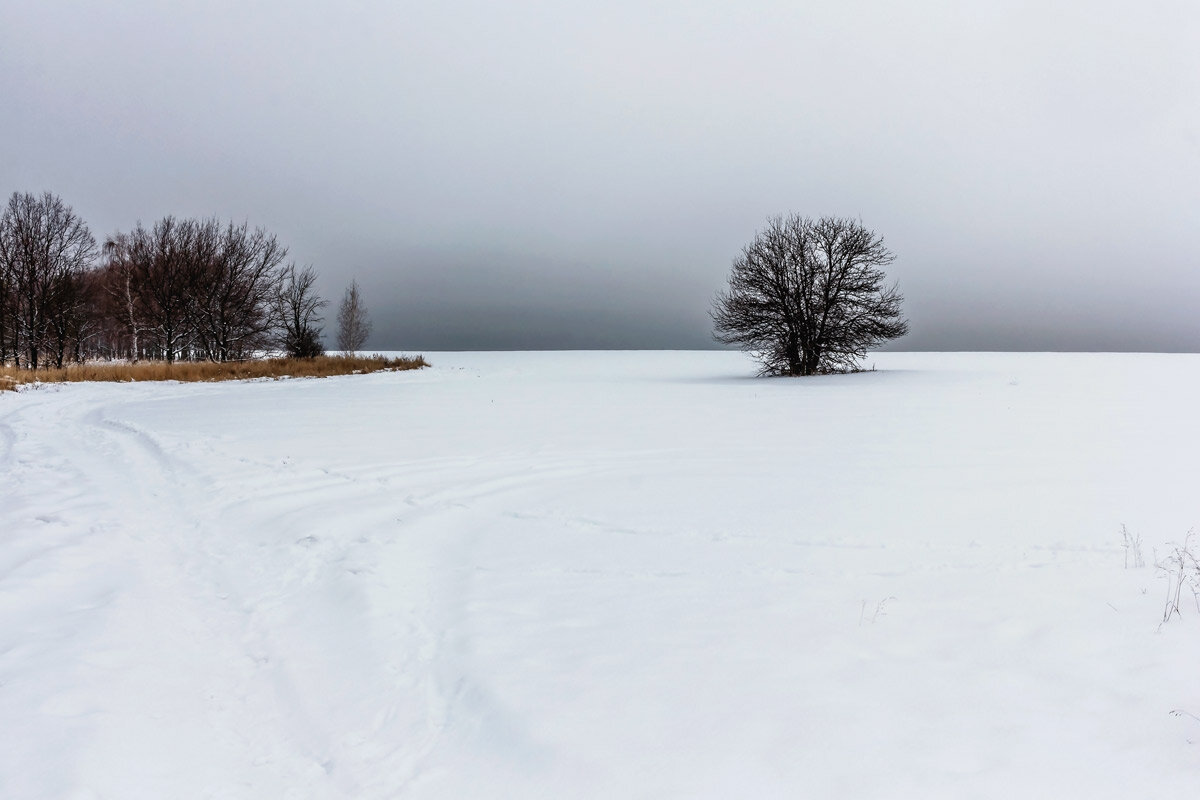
[3,1,1197,351]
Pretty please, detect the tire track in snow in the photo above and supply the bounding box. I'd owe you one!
[76,397,383,797]
[191,445,610,792]
[0,389,172,799]
[66,394,587,796]
[3,387,391,797]
[5,384,695,797]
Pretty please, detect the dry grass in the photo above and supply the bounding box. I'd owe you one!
[1,354,428,391]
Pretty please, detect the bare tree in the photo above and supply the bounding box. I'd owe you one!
[712,214,908,375]
[105,218,294,363]
[274,262,327,357]
[0,197,335,368]
[44,265,98,368]
[0,242,13,366]
[0,192,98,369]
[100,232,148,361]
[336,279,371,354]
[192,220,288,361]
[118,216,204,364]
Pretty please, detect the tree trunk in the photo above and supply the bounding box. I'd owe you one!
[800,345,821,376]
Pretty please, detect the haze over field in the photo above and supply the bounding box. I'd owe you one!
[3,351,1199,797]
[3,1,1198,351]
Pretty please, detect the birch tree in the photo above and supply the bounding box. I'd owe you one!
[336,279,371,354]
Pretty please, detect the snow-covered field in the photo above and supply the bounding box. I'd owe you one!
[2,351,1198,798]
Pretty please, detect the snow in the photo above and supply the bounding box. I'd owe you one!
[2,350,1198,798]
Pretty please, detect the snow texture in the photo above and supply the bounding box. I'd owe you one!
[2,351,1198,798]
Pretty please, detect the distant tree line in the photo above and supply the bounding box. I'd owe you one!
[1,191,371,370]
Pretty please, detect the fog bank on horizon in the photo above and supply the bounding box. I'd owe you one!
[3,1,1197,351]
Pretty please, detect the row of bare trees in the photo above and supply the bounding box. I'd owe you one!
[1,191,371,369]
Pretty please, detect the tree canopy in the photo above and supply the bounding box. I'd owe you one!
[712,215,908,375]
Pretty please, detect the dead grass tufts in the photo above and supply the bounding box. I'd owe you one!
[1,354,428,390]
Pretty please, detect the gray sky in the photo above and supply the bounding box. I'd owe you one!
[3,1,1198,351]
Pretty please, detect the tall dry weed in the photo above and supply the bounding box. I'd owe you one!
[0,354,427,390]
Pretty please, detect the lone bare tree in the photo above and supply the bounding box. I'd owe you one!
[336,279,372,354]
[274,262,327,357]
[712,214,908,375]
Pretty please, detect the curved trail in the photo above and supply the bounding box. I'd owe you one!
[1,376,653,798]
[0,382,537,798]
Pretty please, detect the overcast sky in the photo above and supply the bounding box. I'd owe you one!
[3,1,1198,350]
